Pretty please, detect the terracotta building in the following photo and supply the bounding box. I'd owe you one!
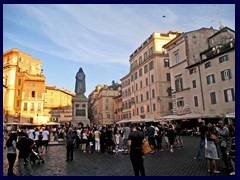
[3,48,46,124]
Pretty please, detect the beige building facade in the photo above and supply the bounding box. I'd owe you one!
[163,27,235,121]
[44,86,75,124]
[121,31,180,121]
[89,83,121,125]
[113,95,123,122]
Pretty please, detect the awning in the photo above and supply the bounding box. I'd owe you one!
[19,122,33,126]
[116,118,155,124]
[226,112,235,118]
[45,122,61,126]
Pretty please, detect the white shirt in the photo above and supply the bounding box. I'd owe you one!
[42,130,49,140]
[34,131,40,141]
[28,129,35,140]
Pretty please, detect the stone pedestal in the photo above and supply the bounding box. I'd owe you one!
[71,94,90,127]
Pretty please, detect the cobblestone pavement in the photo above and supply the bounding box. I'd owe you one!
[3,136,230,176]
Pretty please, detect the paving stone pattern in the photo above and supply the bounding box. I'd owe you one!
[3,136,228,176]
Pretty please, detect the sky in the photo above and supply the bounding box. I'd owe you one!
[3,4,235,96]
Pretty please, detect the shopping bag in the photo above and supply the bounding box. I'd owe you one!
[142,140,152,155]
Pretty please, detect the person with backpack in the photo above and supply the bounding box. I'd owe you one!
[6,132,17,176]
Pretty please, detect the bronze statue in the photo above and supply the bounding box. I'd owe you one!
[75,68,86,95]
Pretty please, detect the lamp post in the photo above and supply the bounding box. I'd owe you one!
[37,114,38,125]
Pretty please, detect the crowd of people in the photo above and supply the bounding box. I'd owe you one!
[4,119,235,176]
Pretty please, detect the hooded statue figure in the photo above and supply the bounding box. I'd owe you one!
[75,68,86,95]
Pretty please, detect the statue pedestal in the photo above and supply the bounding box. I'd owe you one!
[71,94,90,127]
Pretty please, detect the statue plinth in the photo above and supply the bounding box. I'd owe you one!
[71,94,90,127]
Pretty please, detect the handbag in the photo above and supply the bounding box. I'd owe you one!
[142,140,152,155]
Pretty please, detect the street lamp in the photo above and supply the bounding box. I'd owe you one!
[37,114,38,125]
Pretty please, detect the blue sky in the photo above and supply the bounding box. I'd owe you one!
[3,4,235,96]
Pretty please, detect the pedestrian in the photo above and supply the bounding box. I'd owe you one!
[6,132,17,176]
[194,120,208,160]
[166,124,176,153]
[216,120,229,171]
[100,126,106,153]
[65,127,76,161]
[81,128,88,153]
[16,130,34,176]
[128,123,145,176]
[94,127,101,152]
[114,130,122,155]
[146,123,155,153]
[175,123,184,149]
[205,126,220,174]
[42,127,50,153]
[122,123,130,154]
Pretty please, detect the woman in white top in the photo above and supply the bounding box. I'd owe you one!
[6,132,17,176]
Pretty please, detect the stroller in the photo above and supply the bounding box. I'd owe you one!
[30,145,45,165]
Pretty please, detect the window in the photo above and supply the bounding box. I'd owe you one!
[136,96,138,103]
[133,109,135,116]
[139,56,143,64]
[151,74,154,83]
[175,53,179,64]
[205,62,211,69]
[131,74,134,82]
[194,96,198,107]
[132,86,134,93]
[147,105,150,112]
[210,92,217,104]
[107,114,110,119]
[134,72,138,79]
[144,64,148,73]
[206,74,215,85]
[146,78,148,86]
[24,103,27,111]
[224,89,235,102]
[146,91,149,100]
[32,83,35,87]
[153,104,156,111]
[149,47,154,56]
[149,61,154,70]
[32,91,36,98]
[175,78,183,91]
[141,106,144,113]
[18,79,21,86]
[135,83,138,91]
[189,68,196,74]
[30,103,34,111]
[144,51,148,60]
[105,106,108,110]
[169,103,173,110]
[140,81,143,88]
[17,89,20,96]
[137,108,139,115]
[192,80,196,88]
[38,103,41,111]
[219,55,228,63]
[164,59,169,67]
[141,94,143,102]
[221,69,231,81]
[16,100,20,107]
[166,73,171,81]
[177,99,184,107]
[139,68,142,77]
[152,89,155,98]
[167,87,172,96]
[192,36,197,43]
